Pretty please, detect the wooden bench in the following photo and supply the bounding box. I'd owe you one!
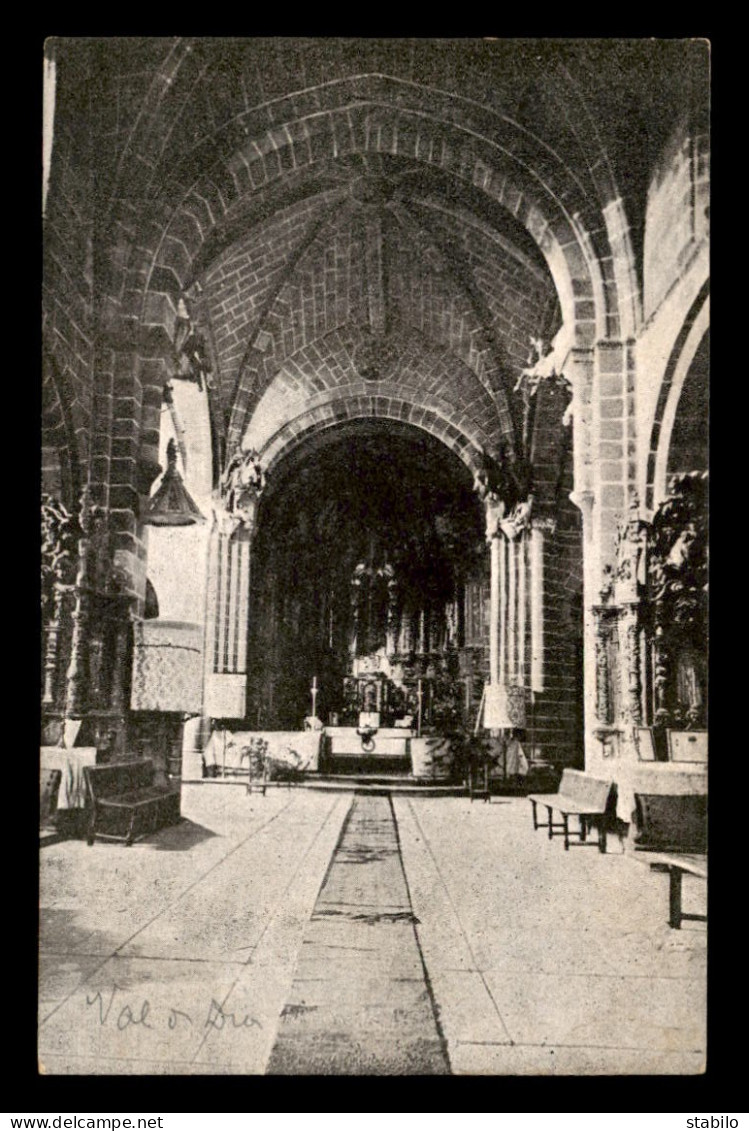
[640,851,707,930]
[83,760,181,846]
[529,769,613,852]
[632,792,707,929]
[633,792,707,853]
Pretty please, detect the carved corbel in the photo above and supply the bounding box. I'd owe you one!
[217,447,266,538]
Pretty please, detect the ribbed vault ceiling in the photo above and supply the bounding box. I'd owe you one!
[50,37,708,470]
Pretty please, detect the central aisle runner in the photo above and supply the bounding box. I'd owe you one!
[266,794,450,1074]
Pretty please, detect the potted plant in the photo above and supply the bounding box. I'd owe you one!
[446,726,494,787]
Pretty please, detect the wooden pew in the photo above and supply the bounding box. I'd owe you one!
[633,792,707,929]
[641,852,707,930]
[84,760,181,846]
[529,768,613,852]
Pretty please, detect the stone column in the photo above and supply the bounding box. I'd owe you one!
[42,584,65,708]
[652,622,670,722]
[485,495,504,687]
[517,534,527,687]
[528,516,556,694]
[621,603,642,725]
[64,487,93,719]
[505,525,517,683]
[612,496,648,728]
[570,488,598,758]
[529,524,544,694]
[203,499,258,720]
[592,606,612,725]
[109,611,131,715]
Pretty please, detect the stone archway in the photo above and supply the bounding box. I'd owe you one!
[247,419,487,730]
[648,285,709,511]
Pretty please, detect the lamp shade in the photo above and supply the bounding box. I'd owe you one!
[483,683,526,729]
[144,440,206,526]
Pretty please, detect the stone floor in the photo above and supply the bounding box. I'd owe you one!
[38,784,706,1076]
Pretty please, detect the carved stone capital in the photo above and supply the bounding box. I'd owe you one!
[484,494,506,541]
[530,514,557,536]
[488,494,534,541]
[569,489,595,522]
[218,447,265,536]
[212,499,256,540]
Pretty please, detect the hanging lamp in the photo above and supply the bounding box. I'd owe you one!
[143,439,206,526]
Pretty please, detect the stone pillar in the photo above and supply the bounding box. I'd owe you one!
[203,491,258,721]
[485,495,504,687]
[592,606,612,725]
[517,534,527,687]
[109,612,131,715]
[482,495,529,730]
[64,487,93,719]
[621,603,642,725]
[652,622,669,722]
[505,525,517,683]
[529,524,545,694]
[42,584,65,708]
[569,487,598,759]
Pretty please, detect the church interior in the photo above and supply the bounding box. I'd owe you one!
[40,38,709,1077]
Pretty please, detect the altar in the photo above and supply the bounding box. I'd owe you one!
[325,726,413,760]
[203,730,322,776]
[40,746,97,809]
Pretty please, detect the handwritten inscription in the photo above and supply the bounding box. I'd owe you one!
[85,985,261,1033]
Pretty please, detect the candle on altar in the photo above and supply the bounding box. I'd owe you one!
[310,676,318,718]
[416,678,423,738]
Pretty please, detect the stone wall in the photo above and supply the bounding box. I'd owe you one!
[643,114,710,323]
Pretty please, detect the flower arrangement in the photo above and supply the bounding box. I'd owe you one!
[239,737,306,783]
[239,736,269,779]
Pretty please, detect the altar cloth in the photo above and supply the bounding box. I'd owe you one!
[324,726,413,758]
[40,747,97,809]
[204,730,321,774]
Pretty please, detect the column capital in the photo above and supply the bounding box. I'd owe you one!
[211,498,256,540]
[499,495,534,541]
[530,515,557,535]
[569,488,595,521]
[484,493,505,542]
[215,446,266,538]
